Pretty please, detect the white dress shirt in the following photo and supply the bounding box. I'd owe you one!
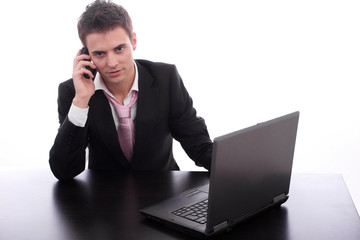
[68,62,139,129]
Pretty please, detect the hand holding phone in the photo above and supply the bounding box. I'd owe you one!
[72,48,97,108]
[81,47,97,80]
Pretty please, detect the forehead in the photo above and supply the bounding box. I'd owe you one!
[85,26,131,51]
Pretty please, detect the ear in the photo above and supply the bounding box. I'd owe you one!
[131,32,137,50]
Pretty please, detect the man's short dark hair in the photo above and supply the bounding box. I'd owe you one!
[77,0,133,46]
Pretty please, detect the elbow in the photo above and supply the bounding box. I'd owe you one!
[49,156,84,181]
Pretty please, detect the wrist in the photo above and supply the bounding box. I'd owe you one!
[72,96,90,109]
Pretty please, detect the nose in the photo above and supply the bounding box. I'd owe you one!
[106,52,118,68]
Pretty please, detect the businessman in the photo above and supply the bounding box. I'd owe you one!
[49,0,213,181]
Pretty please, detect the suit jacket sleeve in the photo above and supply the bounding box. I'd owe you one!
[168,65,213,170]
[49,80,88,181]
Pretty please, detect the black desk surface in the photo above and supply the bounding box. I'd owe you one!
[0,169,359,240]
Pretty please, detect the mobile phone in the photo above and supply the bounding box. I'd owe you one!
[81,47,97,80]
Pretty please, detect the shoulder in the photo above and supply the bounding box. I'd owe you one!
[135,59,175,69]
[135,59,178,76]
[59,78,74,88]
[57,79,75,106]
[59,78,75,92]
[135,59,182,89]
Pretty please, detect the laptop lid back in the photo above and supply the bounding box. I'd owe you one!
[206,112,299,233]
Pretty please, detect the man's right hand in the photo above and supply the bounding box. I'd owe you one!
[72,49,97,109]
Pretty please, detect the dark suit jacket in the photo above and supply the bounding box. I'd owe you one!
[49,60,213,181]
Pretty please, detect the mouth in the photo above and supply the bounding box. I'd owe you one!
[108,69,123,77]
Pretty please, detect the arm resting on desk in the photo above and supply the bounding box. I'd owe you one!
[49,117,88,181]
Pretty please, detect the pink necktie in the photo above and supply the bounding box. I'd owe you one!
[104,91,138,161]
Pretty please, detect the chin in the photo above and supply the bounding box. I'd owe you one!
[104,77,125,85]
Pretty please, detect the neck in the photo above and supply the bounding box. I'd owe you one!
[106,80,133,104]
[104,65,135,104]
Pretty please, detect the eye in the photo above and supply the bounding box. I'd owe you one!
[94,51,104,57]
[115,44,126,53]
[116,45,125,52]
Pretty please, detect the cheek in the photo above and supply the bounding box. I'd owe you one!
[121,51,134,64]
[92,60,105,71]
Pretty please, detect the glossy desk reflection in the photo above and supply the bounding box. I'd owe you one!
[0,170,359,240]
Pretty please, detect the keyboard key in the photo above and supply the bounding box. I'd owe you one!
[185,214,199,221]
[171,199,208,224]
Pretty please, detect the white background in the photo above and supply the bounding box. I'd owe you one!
[1,0,359,214]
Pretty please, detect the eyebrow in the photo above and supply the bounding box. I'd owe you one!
[91,44,127,55]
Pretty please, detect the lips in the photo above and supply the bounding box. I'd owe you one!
[108,69,123,77]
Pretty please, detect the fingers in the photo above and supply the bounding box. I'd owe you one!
[73,50,96,80]
[73,49,88,67]
[73,63,95,80]
[80,67,96,80]
[73,51,94,68]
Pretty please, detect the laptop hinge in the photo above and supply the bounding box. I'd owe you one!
[273,193,286,204]
[213,221,229,232]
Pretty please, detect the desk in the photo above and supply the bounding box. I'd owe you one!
[0,170,359,240]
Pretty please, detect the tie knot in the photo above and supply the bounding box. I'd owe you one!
[104,90,138,119]
[116,105,131,118]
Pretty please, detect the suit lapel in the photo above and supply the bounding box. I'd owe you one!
[90,91,130,168]
[132,62,160,162]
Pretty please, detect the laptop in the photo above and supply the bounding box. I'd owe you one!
[140,111,299,238]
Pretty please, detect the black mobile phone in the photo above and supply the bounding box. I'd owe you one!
[81,47,97,80]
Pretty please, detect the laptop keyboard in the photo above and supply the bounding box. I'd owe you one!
[171,199,208,224]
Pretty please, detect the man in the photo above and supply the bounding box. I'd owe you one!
[49,0,213,181]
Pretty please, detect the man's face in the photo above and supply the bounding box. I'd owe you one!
[85,26,137,86]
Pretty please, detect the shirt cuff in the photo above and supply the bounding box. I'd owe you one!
[68,104,89,127]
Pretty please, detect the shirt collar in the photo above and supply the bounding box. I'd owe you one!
[94,60,139,99]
